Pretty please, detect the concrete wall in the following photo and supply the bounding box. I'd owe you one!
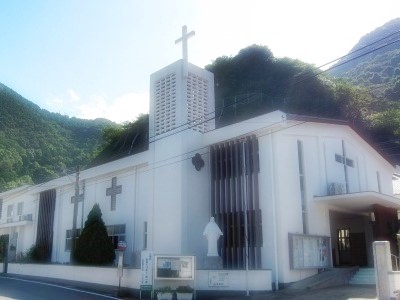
[0,263,272,291]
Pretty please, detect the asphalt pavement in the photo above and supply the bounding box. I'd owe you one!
[0,273,378,300]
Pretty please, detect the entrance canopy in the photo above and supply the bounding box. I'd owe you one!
[314,191,400,213]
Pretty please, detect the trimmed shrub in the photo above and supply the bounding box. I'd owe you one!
[73,203,115,265]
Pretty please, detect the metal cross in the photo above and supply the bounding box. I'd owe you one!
[106,177,122,211]
[175,25,195,62]
[71,194,84,203]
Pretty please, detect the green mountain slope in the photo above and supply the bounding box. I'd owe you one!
[330,18,400,100]
[0,83,113,192]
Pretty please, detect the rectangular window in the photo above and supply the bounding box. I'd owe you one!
[7,204,14,222]
[338,229,350,251]
[66,224,126,251]
[65,229,81,251]
[107,224,126,249]
[297,140,308,234]
[377,171,381,193]
[17,202,24,216]
[144,221,148,250]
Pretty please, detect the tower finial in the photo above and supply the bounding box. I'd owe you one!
[175,25,195,62]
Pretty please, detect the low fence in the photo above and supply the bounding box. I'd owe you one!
[0,263,272,292]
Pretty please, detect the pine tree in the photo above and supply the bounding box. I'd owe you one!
[73,203,115,265]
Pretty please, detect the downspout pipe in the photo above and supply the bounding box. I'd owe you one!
[270,133,279,290]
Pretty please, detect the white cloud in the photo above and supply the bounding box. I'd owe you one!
[43,90,149,123]
[76,92,149,123]
[68,89,80,102]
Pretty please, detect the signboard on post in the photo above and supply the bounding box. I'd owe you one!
[118,241,127,251]
[155,255,195,280]
[117,241,127,278]
[116,241,127,297]
[140,250,153,290]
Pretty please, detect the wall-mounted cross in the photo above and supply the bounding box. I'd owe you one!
[175,25,195,63]
[71,194,84,204]
[106,177,122,211]
[335,140,354,193]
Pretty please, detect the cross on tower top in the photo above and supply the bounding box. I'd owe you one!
[175,25,195,62]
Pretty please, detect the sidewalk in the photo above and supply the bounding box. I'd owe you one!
[218,285,377,300]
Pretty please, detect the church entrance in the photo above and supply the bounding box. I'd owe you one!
[337,229,367,266]
[330,211,372,267]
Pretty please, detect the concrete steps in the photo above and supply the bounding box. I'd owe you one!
[349,268,376,285]
[286,268,358,290]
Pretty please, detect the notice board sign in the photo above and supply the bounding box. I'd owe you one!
[140,250,153,288]
[155,255,195,280]
[289,233,331,269]
[208,271,229,287]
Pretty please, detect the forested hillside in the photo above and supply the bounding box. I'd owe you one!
[330,18,400,100]
[0,83,113,192]
[328,18,400,162]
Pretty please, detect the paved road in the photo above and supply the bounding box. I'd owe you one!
[0,274,378,300]
[0,276,120,300]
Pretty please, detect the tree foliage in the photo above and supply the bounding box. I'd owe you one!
[90,114,149,167]
[206,44,400,163]
[73,203,115,265]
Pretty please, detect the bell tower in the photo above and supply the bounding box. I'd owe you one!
[149,26,215,141]
[147,26,215,255]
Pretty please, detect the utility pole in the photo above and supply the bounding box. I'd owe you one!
[70,165,80,262]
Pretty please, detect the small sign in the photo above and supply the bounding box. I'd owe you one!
[118,241,127,251]
[208,271,229,287]
[140,285,153,291]
[141,250,153,287]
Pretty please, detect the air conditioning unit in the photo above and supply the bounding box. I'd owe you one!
[328,182,344,195]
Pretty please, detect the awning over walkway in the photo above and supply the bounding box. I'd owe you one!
[314,191,400,212]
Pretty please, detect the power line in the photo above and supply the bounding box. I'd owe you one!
[316,29,400,70]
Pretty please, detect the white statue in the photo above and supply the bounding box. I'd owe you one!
[203,217,223,257]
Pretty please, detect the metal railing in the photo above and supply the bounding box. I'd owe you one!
[392,254,400,271]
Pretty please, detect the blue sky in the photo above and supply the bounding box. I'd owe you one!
[0,0,399,123]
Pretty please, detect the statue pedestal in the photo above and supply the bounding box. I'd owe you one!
[204,256,223,269]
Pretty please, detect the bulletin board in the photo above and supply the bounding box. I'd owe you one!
[289,233,332,269]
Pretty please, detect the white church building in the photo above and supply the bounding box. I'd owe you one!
[1,27,400,290]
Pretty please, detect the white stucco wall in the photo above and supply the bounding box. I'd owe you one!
[254,120,395,284]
